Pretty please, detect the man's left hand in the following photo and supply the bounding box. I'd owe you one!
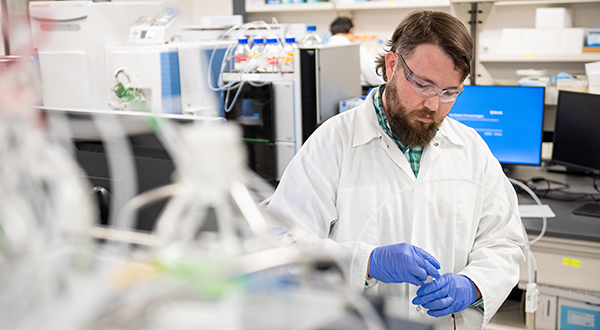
[412,273,477,317]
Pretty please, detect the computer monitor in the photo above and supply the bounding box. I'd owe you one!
[551,91,600,175]
[448,85,545,166]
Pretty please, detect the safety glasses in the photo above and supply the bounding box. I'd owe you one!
[396,52,463,103]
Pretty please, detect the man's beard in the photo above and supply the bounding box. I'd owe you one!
[383,76,444,148]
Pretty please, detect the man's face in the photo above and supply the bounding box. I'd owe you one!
[382,44,464,147]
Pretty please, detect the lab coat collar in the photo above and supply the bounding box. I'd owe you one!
[352,89,466,149]
[435,117,466,147]
[352,88,384,148]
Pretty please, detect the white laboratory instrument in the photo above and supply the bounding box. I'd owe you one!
[29,1,163,110]
[105,41,228,116]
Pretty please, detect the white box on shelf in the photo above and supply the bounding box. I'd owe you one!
[585,61,600,87]
[502,28,523,54]
[589,86,600,95]
[539,29,561,54]
[560,28,585,55]
[558,297,600,330]
[536,7,572,29]
[523,29,544,55]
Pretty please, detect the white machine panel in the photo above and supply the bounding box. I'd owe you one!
[29,1,163,110]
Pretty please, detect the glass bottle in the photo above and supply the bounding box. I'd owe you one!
[302,26,322,46]
[232,37,250,72]
[249,37,265,72]
[264,37,282,73]
[281,37,298,73]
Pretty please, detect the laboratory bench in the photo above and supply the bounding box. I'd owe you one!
[507,164,600,293]
[484,164,600,330]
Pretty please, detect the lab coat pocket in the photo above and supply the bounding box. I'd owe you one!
[334,186,377,244]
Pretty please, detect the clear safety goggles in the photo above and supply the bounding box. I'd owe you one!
[396,52,463,103]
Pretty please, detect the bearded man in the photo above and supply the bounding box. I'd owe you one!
[267,10,527,330]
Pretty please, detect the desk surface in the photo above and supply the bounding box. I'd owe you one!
[507,165,600,243]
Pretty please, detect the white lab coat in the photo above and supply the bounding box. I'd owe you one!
[327,35,385,87]
[267,89,527,329]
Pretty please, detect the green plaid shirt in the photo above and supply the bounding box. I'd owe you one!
[372,85,423,177]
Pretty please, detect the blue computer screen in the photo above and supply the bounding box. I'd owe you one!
[448,85,544,165]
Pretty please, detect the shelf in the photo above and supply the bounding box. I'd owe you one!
[246,0,449,12]
[451,0,599,4]
[495,0,600,6]
[336,0,450,10]
[479,53,600,62]
[222,72,296,82]
[246,2,334,12]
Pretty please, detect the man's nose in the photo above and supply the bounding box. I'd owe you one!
[423,94,440,111]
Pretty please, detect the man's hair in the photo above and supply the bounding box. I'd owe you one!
[330,17,354,35]
[374,10,473,82]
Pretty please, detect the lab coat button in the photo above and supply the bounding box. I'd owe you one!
[434,142,439,147]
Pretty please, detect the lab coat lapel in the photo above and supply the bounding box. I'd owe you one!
[380,134,415,181]
[352,91,416,180]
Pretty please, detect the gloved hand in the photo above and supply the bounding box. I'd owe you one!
[412,273,477,317]
[368,243,441,285]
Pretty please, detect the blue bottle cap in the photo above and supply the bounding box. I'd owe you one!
[266,38,278,44]
[285,37,296,43]
[238,37,248,44]
[253,37,264,44]
[307,26,316,31]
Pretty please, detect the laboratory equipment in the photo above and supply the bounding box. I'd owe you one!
[223,43,361,183]
[128,7,180,45]
[105,41,228,116]
[29,1,163,110]
[448,85,545,166]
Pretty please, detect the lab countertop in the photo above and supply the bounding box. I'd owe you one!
[506,165,600,243]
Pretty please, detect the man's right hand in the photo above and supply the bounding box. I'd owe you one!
[368,243,441,285]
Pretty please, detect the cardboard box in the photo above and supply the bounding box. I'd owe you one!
[536,8,573,29]
[558,297,600,330]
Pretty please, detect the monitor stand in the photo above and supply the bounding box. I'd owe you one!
[572,203,600,218]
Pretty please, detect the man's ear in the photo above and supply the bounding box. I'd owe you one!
[384,51,397,82]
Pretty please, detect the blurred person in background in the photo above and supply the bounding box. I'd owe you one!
[327,16,384,89]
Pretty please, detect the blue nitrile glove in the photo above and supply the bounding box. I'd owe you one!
[368,243,441,285]
[412,273,477,317]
